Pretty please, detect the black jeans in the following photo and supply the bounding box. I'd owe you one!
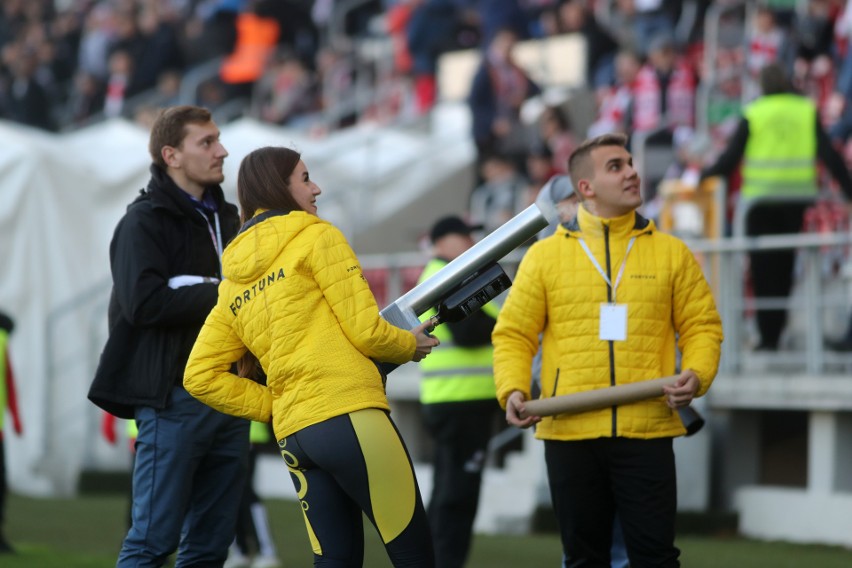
[545,437,679,568]
[421,400,501,568]
[746,202,808,349]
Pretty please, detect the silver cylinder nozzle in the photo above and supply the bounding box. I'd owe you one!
[380,195,559,330]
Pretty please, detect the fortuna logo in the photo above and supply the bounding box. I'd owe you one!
[229,267,286,315]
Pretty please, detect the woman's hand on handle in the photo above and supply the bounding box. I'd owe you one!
[410,320,440,362]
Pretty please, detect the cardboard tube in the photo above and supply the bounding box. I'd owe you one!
[521,376,679,418]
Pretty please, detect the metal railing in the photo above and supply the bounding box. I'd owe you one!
[702,1,749,87]
[701,193,848,375]
[358,223,852,379]
[691,227,851,374]
[177,57,225,107]
[44,219,852,488]
[632,122,674,203]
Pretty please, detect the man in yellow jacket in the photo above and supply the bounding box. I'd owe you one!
[493,133,723,567]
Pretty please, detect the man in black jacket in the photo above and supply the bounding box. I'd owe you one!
[89,105,250,567]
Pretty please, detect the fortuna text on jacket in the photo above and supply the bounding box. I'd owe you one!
[230,267,286,315]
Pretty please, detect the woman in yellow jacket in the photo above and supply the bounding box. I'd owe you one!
[184,146,439,567]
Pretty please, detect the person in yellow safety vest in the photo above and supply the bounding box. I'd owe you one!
[225,421,281,568]
[0,311,22,554]
[700,62,852,351]
[417,215,503,568]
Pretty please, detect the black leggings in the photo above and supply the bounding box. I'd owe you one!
[279,408,434,567]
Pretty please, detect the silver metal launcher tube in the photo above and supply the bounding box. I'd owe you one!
[380,196,559,330]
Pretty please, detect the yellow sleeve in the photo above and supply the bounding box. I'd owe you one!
[492,246,548,408]
[672,242,724,397]
[184,291,273,422]
[312,225,416,364]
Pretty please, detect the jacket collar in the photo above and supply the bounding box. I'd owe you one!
[143,164,226,220]
[223,209,325,284]
[562,205,652,239]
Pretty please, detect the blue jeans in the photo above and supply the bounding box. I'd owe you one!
[118,386,250,567]
[610,515,630,568]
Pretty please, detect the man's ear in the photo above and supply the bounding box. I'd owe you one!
[576,179,594,199]
[162,146,179,169]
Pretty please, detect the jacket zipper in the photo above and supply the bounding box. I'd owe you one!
[550,368,560,398]
[604,224,617,436]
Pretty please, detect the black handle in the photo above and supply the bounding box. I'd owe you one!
[677,405,705,436]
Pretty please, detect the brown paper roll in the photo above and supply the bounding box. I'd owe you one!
[520,376,680,418]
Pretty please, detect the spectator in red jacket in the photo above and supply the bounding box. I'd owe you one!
[630,34,696,135]
[0,311,22,554]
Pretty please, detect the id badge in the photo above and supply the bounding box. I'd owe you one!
[600,303,627,341]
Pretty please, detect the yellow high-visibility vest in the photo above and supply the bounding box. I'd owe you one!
[250,420,270,444]
[126,419,138,439]
[417,259,500,404]
[742,94,818,198]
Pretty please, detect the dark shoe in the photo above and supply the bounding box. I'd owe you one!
[0,535,15,554]
[754,342,778,352]
[825,338,852,352]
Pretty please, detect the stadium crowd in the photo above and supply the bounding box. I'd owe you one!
[2,0,851,230]
[0,2,847,135]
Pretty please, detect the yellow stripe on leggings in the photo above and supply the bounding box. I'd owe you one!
[281,438,323,555]
[302,507,321,555]
[350,408,415,543]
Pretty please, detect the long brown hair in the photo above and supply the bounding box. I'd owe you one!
[235,146,305,380]
[237,353,261,381]
[236,146,304,224]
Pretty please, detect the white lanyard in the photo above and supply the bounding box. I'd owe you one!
[213,211,223,261]
[578,236,635,303]
[198,209,223,276]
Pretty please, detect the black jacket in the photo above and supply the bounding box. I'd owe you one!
[88,165,240,418]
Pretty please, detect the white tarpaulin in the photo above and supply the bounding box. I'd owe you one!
[0,109,474,496]
[1,118,154,495]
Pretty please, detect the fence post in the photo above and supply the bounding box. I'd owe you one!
[803,247,823,374]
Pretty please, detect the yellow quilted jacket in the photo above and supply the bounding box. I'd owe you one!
[493,206,723,440]
[184,210,416,440]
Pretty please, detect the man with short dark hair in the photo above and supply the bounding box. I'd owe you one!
[494,133,723,567]
[89,105,249,567]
